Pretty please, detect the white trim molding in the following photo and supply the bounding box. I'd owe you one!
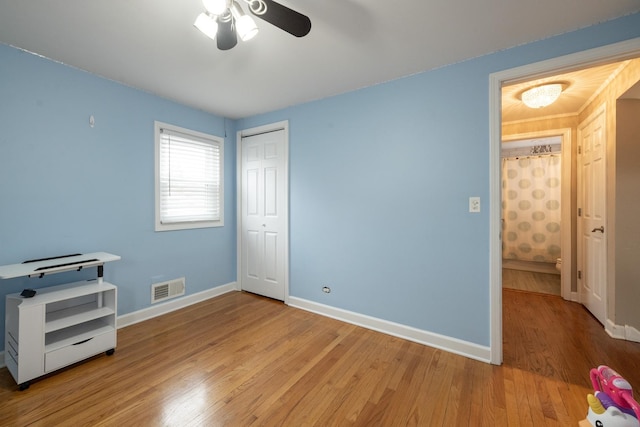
[606,320,626,339]
[606,320,640,343]
[117,282,238,329]
[626,325,640,343]
[288,297,491,363]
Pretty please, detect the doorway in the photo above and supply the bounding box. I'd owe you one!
[500,132,569,298]
[489,37,640,365]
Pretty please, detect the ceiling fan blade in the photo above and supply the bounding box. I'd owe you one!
[217,17,238,50]
[250,0,311,38]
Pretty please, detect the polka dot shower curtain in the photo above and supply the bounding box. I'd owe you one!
[502,155,562,263]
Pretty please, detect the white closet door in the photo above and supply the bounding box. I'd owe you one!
[240,129,287,301]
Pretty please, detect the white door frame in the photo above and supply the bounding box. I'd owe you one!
[236,120,290,304]
[501,128,573,301]
[489,37,640,365]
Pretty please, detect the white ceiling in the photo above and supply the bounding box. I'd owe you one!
[1,1,639,119]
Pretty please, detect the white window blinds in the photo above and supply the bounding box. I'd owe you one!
[157,126,222,227]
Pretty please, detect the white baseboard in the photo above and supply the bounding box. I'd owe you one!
[624,324,640,343]
[117,281,238,329]
[570,291,579,302]
[606,320,626,339]
[288,297,491,363]
[606,320,640,343]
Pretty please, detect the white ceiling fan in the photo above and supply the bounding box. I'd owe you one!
[194,0,311,50]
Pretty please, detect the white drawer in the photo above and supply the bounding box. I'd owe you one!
[45,330,115,373]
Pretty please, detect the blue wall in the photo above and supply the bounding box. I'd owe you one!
[237,13,640,346]
[1,12,640,354]
[0,45,237,349]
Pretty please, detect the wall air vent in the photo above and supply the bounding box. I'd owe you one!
[151,277,185,304]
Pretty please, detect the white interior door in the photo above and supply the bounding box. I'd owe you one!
[240,128,288,301]
[578,105,607,324]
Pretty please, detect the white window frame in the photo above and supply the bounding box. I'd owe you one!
[154,121,224,231]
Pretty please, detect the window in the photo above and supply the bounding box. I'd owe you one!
[155,121,224,231]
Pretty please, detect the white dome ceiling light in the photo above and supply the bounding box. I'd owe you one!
[519,82,568,109]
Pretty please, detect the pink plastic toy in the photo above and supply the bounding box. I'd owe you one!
[591,365,640,420]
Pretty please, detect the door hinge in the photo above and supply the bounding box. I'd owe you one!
[578,208,582,217]
[578,145,582,154]
[578,270,582,279]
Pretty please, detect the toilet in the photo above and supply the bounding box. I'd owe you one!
[555,258,562,271]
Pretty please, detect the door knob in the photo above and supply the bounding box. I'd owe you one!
[591,226,604,233]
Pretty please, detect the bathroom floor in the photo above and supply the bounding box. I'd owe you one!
[501,259,558,275]
[502,268,561,296]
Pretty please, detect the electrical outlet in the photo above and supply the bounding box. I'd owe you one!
[469,197,481,213]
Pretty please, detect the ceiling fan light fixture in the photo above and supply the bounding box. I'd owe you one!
[230,1,258,41]
[202,0,228,16]
[194,0,311,50]
[236,15,259,41]
[194,13,219,40]
[520,83,564,109]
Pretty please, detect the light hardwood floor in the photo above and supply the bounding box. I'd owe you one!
[1,290,639,426]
